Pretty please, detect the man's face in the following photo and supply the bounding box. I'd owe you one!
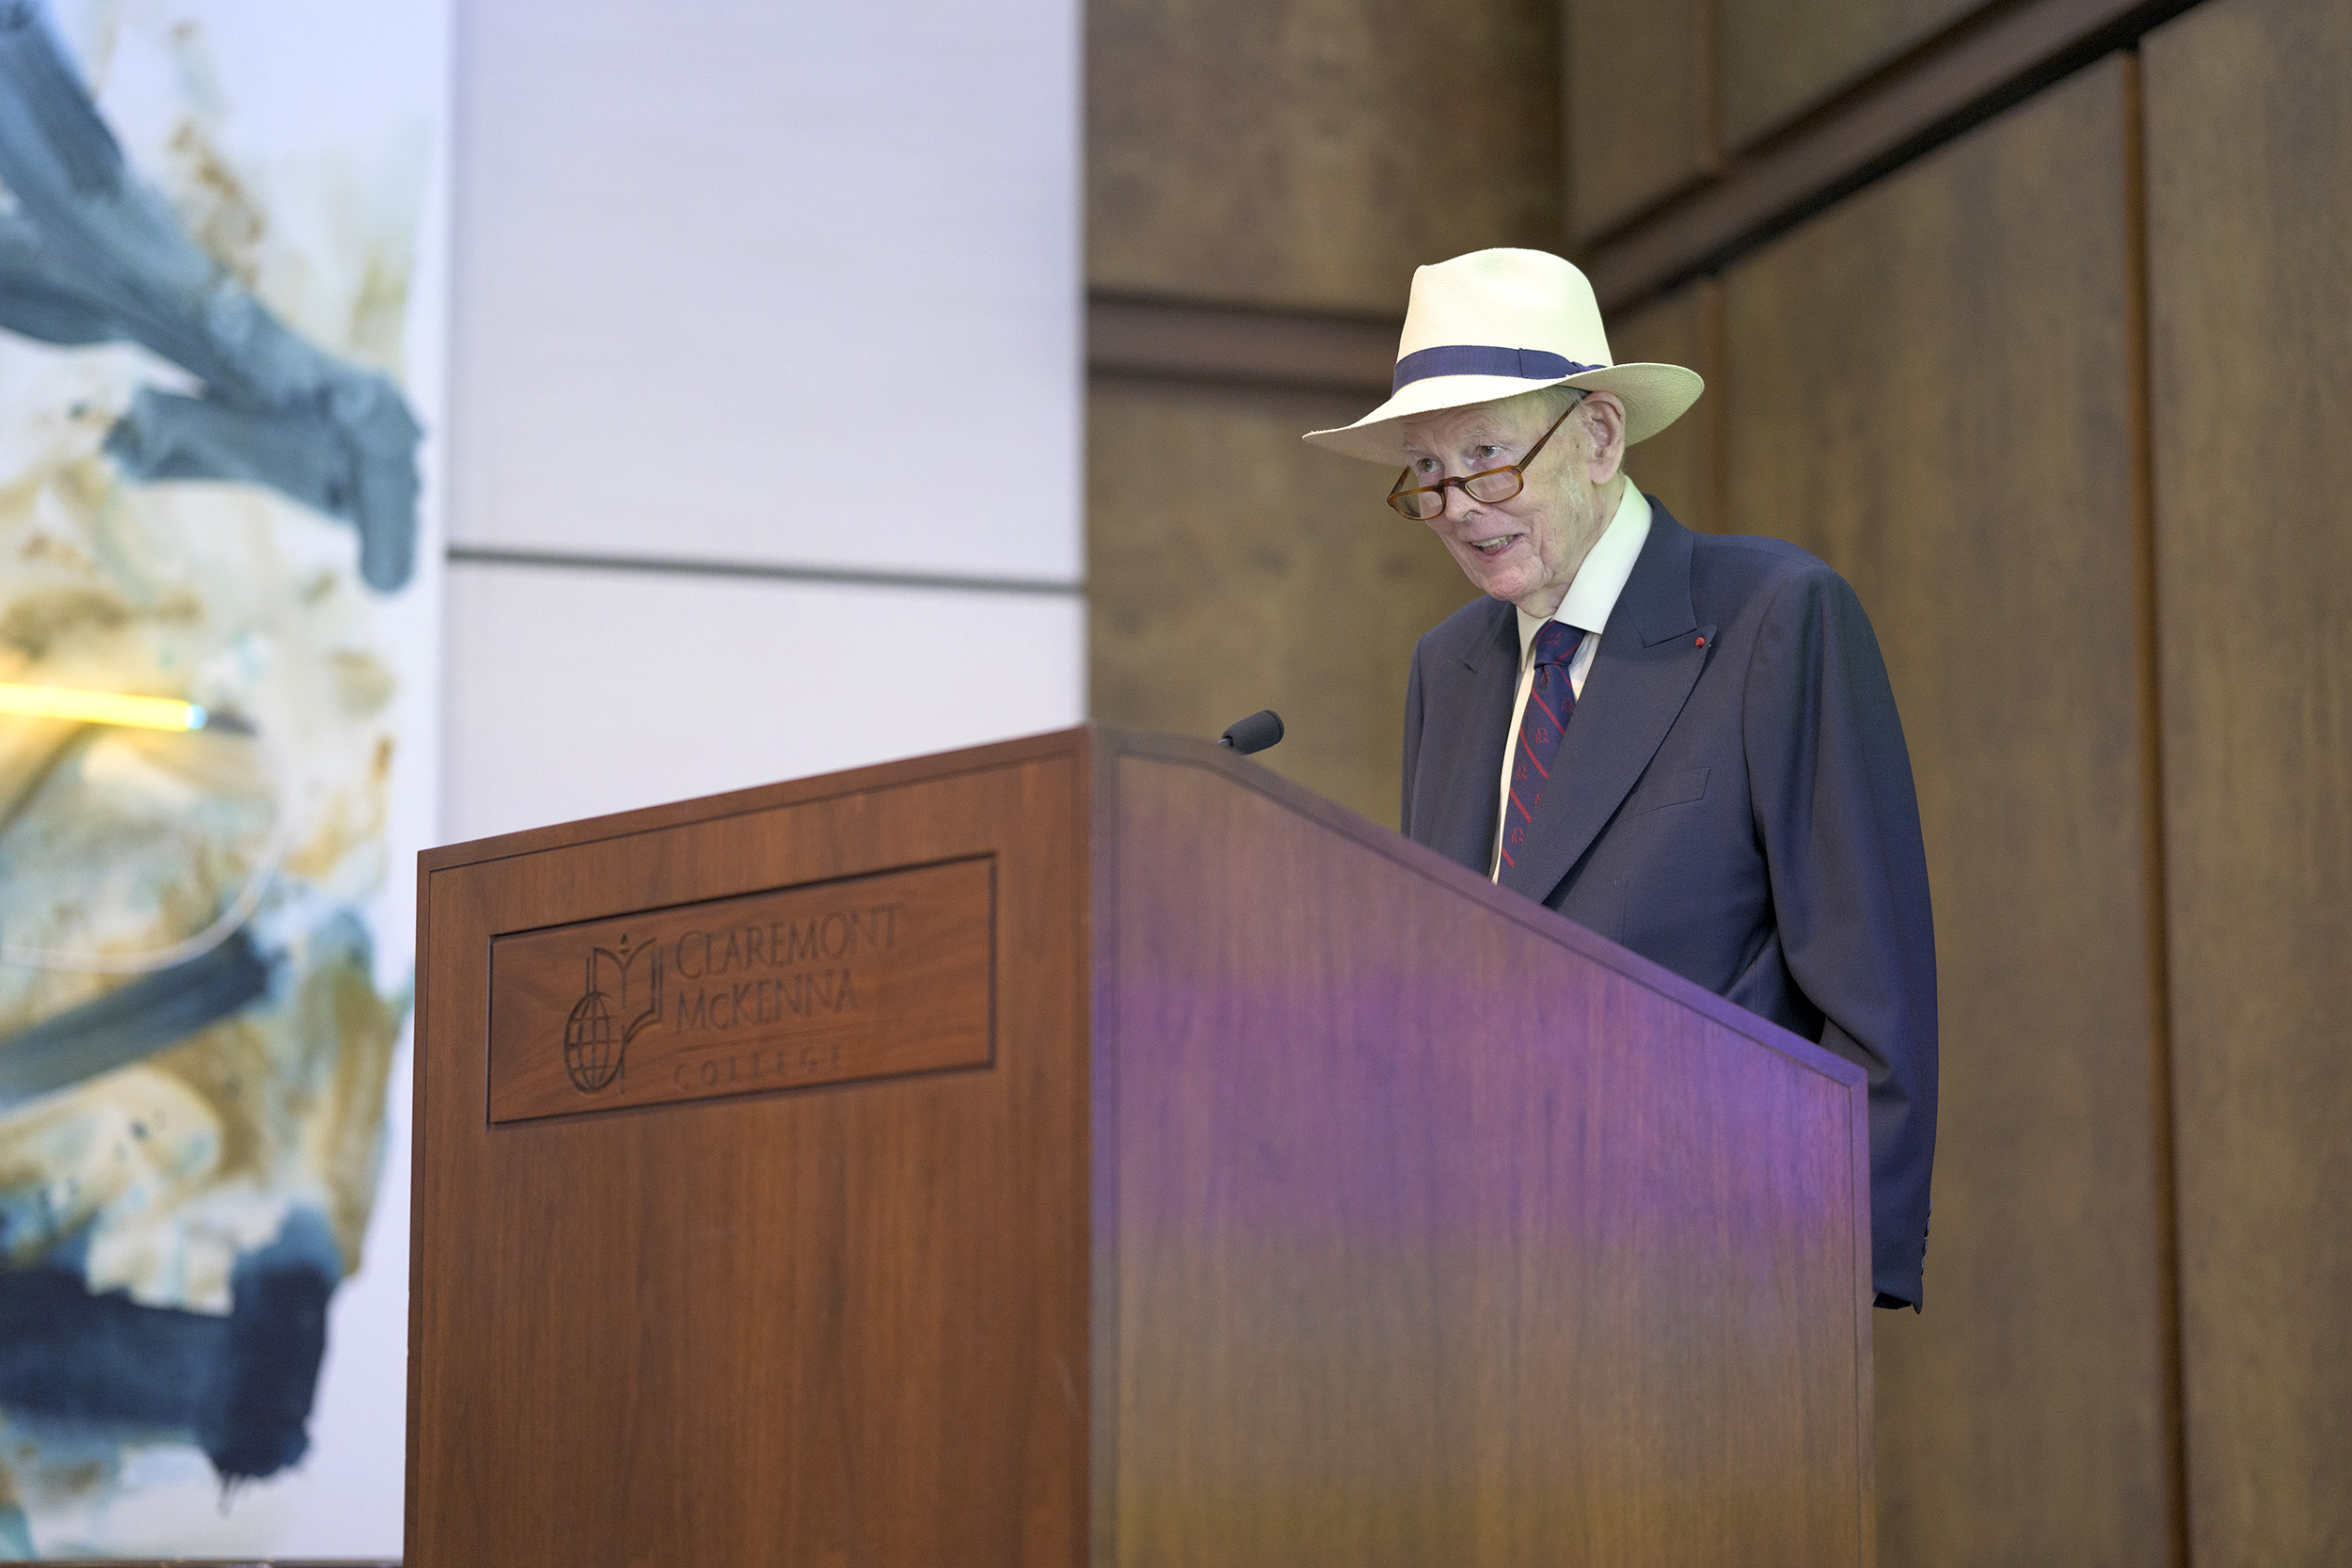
[1396,391,1621,617]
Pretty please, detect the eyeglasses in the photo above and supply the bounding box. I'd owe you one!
[1386,391,1587,521]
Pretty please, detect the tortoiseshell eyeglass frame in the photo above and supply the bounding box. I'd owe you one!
[1385,390,1588,521]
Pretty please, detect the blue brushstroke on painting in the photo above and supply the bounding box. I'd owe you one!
[0,1208,341,1481]
[0,0,422,592]
[0,929,275,1115]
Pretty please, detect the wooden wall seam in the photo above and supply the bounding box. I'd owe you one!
[1700,0,1724,190]
[1087,295,1397,397]
[2122,47,2193,1568]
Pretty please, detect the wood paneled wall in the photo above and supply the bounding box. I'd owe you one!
[2144,0,2352,1559]
[1568,4,2352,1562]
[1089,0,1561,314]
[1722,61,2175,1563]
[1570,0,2186,311]
[1565,0,1713,242]
[1570,0,2010,202]
[1086,1,2350,1559]
[1607,281,1721,533]
[1718,0,1990,148]
[1086,0,1564,817]
[1087,379,1472,826]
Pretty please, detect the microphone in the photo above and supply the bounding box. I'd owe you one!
[1217,709,1284,755]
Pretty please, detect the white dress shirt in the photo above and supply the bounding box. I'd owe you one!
[1490,482,1653,879]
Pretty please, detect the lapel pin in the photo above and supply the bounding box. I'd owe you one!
[1694,635,1708,648]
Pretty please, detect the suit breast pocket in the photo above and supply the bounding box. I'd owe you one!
[1621,766,1709,819]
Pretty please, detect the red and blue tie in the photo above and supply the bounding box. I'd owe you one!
[1501,621,1584,872]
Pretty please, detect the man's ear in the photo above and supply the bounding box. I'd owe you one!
[1580,392,1629,484]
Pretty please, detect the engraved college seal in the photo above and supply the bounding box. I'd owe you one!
[562,935,664,1092]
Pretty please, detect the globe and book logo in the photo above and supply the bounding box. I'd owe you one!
[562,935,664,1093]
[490,859,994,1125]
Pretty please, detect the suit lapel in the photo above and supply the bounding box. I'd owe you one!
[1499,505,1710,905]
[1418,599,1518,873]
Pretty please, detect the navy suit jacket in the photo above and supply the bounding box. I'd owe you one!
[1402,499,1938,1307]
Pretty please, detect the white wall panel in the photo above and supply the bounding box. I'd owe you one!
[447,0,1081,583]
[443,563,1083,844]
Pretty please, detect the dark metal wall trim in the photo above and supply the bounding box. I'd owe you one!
[1581,0,2210,312]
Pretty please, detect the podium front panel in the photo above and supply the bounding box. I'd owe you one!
[1092,741,1874,1568]
[410,736,1090,1568]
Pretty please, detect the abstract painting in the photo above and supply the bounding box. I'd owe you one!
[0,0,441,1554]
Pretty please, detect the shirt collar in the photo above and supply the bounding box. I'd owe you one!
[1515,481,1653,662]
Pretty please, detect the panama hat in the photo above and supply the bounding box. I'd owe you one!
[1303,248,1704,463]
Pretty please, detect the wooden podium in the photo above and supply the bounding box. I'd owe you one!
[406,726,1874,1567]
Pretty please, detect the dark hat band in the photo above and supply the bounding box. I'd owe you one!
[1391,344,1600,394]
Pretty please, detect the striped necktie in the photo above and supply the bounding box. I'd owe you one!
[1500,620,1584,873]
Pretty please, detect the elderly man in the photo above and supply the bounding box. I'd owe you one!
[1306,248,1937,1309]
